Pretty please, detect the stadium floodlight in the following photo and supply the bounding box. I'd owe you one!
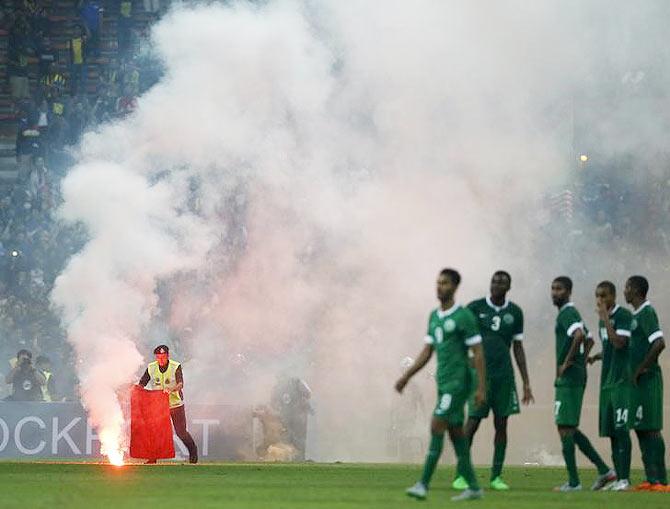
[579,154,588,163]
[10,250,19,257]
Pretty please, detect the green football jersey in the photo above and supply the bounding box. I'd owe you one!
[597,305,633,388]
[467,297,523,379]
[555,302,587,387]
[425,303,482,390]
[630,301,664,377]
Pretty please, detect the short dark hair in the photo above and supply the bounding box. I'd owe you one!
[596,280,616,295]
[493,270,511,283]
[440,268,461,287]
[553,276,573,292]
[627,275,649,298]
[16,349,31,359]
[153,344,170,354]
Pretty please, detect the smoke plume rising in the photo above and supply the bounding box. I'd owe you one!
[51,0,670,463]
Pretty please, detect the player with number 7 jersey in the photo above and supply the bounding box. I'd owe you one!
[551,277,614,492]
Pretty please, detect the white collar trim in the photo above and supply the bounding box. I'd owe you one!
[437,302,460,318]
[486,295,509,312]
[609,304,620,317]
[633,300,651,315]
[559,302,575,312]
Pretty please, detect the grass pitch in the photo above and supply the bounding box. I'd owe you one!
[0,462,667,509]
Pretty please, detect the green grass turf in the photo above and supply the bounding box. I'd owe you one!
[0,462,667,509]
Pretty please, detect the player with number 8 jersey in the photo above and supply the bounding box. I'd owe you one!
[395,268,487,502]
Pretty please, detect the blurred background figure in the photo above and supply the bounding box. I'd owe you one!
[35,354,56,401]
[270,375,313,461]
[4,349,45,401]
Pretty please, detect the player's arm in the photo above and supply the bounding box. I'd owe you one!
[633,337,665,385]
[395,344,433,393]
[138,369,150,387]
[558,327,584,378]
[512,341,534,404]
[170,365,184,393]
[470,342,487,407]
[583,332,595,358]
[597,300,629,350]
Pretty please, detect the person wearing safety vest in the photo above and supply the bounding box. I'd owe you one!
[36,355,56,402]
[138,345,198,463]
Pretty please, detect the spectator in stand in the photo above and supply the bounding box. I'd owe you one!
[40,64,67,101]
[68,25,88,97]
[35,33,56,82]
[31,4,51,36]
[4,349,45,401]
[16,103,42,181]
[117,0,133,59]
[28,156,51,211]
[36,98,49,136]
[7,15,32,100]
[66,97,89,143]
[78,0,103,59]
[116,83,137,117]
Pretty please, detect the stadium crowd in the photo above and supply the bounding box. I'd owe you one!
[0,0,163,400]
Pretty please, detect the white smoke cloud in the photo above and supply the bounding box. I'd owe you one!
[50,0,670,463]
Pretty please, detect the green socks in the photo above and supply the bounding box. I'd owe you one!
[420,433,444,486]
[613,431,631,481]
[638,434,655,483]
[561,434,579,486]
[491,440,506,480]
[649,435,668,485]
[453,435,480,490]
[574,430,609,475]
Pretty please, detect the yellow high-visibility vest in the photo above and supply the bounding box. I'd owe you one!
[147,360,183,408]
[41,371,52,402]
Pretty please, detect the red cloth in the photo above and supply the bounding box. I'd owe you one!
[130,385,175,460]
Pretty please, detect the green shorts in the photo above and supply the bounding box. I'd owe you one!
[468,376,520,419]
[554,385,584,427]
[433,383,471,427]
[599,384,631,437]
[630,371,663,431]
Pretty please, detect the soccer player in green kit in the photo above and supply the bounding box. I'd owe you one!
[551,276,615,491]
[587,281,633,491]
[396,268,487,502]
[623,275,668,491]
[452,270,534,491]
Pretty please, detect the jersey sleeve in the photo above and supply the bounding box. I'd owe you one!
[461,309,482,347]
[560,307,584,337]
[642,308,664,344]
[424,313,435,345]
[615,311,632,338]
[513,306,524,341]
